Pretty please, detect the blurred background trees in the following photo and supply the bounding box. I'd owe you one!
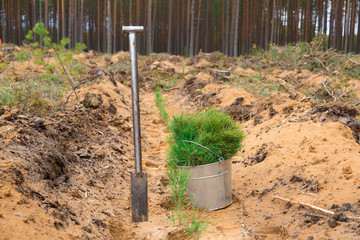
[1,0,360,56]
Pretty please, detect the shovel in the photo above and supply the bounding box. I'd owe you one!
[122,26,148,222]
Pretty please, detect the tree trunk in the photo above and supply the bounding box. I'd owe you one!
[229,0,236,56]
[225,0,230,55]
[270,0,276,44]
[62,0,65,40]
[344,0,350,53]
[16,0,21,44]
[80,0,84,44]
[189,0,195,57]
[204,0,210,52]
[107,0,111,54]
[176,0,180,54]
[147,0,152,54]
[40,0,43,45]
[68,0,73,47]
[357,1,360,53]
[28,0,32,39]
[264,0,270,49]
[97,0,100,51]
[304,0,312,42]
[45,0,48,31]
[195,0,202,55]
[186,0,191,55]
[348,0,356,52]
[113,0,117,52]
[32,0,36,41]
[318,0,323,35]
[74,0,77,44]
[329,0,336,48]
[249,0,255,50]
[152,0,157,53]
[120,0,123,50]
[233,0,240,56]
[168,0,173,53]
[129,0,132,25]
[335,0,344,51]
[324,0,328,40]
[57,0,60,42]
[259,1,265,48]
[136,0,141,25]
[243,0,249,53]
[221,0,225,52]
[286,0,291,43]
[15,0,19,44]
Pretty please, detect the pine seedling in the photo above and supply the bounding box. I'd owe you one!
[184,208,209,240]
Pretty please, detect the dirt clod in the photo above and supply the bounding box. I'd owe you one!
[225,99,254,121]
[81,93,103,109]
[243,144,268,166]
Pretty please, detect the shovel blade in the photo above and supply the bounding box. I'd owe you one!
[131,172,148,222]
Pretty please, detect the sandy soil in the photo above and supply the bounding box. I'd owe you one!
[0,49,359,240]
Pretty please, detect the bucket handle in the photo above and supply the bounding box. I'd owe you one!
[180,140,224,162]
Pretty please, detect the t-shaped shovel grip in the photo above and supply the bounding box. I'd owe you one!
[122,26,144,33]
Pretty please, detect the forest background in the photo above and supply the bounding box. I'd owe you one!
[1,0,360,57]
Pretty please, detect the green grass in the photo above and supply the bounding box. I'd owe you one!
[155,87,169,122]
[168,109,244,167]
[184,209,208,240]
[14,51,31,62]
[0,86,18,107]
[233,74,285,96]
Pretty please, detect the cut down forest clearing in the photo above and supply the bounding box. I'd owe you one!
[0,41,360,239]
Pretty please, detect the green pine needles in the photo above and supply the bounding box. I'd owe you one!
[168,109,245,167]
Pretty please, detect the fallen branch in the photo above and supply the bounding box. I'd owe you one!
[62,92,73,111]
[321,78,348,102]
[277,78,298,99]
[271,43,282,53]
[272,196,360,221]
[43,121,60,126]
[84,213,96,232]
[335,54,360,66]
[352,101,360,107]
[321,80,337,101]
[163,87,180,91]
[313,57,329,71]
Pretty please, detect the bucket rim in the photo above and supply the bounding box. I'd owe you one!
[176,158,231,169]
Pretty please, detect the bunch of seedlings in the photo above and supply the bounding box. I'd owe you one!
[168,108,244,167]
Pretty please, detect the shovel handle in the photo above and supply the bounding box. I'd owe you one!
[125,27,143,174]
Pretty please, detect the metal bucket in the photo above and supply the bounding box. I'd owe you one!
[178,159,232,211]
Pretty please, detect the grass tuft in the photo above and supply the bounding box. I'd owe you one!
[155,87,168,122]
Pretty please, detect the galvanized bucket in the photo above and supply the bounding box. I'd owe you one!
[178,159,232,211]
